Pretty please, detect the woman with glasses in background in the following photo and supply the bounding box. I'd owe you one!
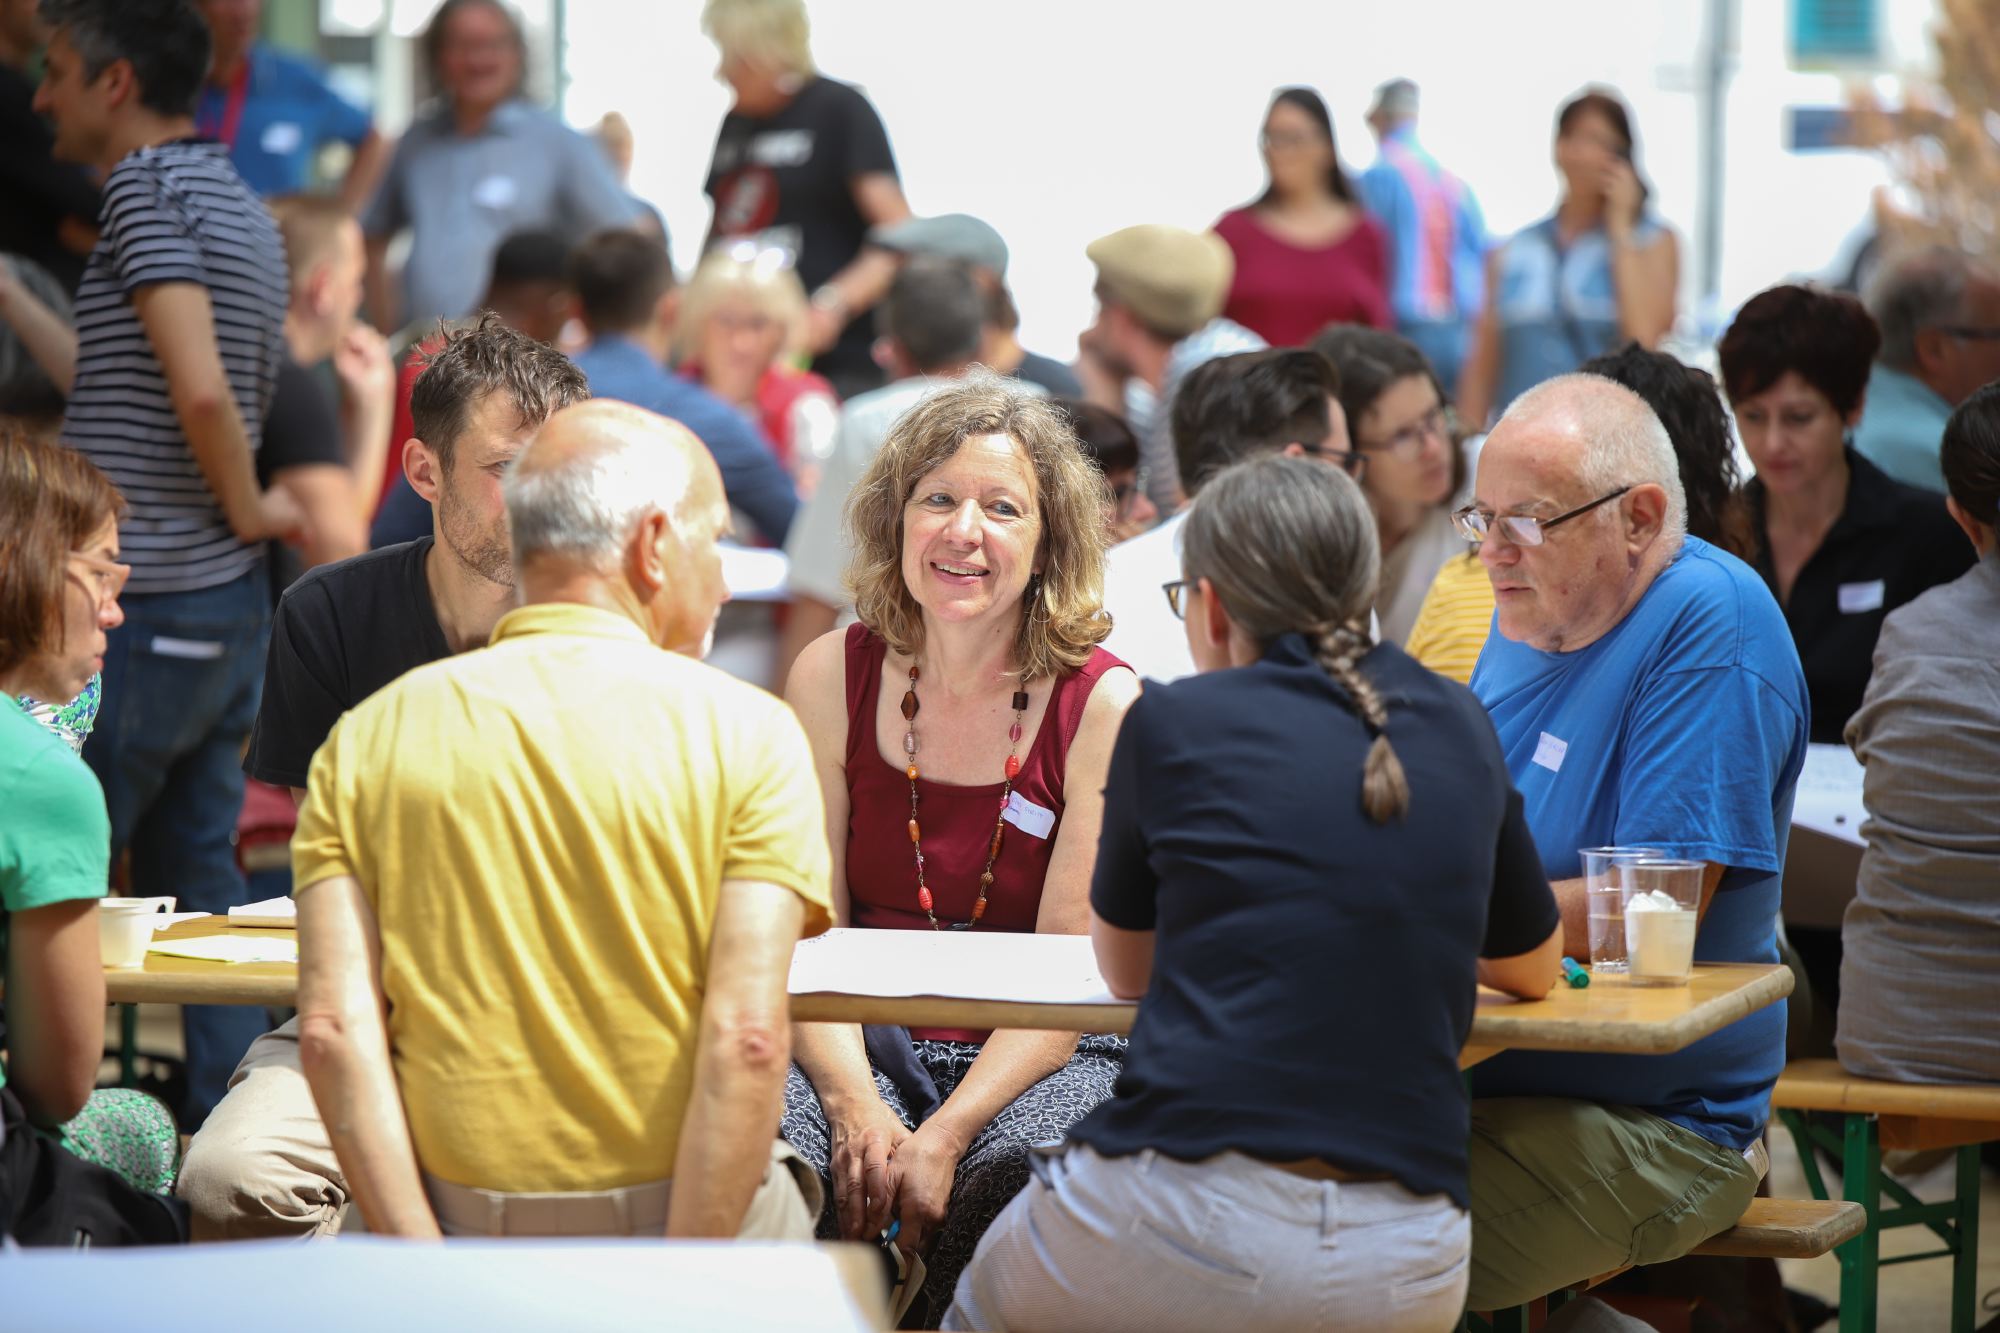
[1212,87,1390,348]
[1311,325,1465,645]
[948,454,1559,1332]
[676,246,840,497]
[0,430,186,1244]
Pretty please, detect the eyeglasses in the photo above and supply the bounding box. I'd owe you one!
[1297,441,1368,479]
[1162,579,1195,620]
[67,548,130,604]
[1260,130,1323,152]
[1934,325,2000,341]
[1359,405,1450,459]
[1451,486,1632,547]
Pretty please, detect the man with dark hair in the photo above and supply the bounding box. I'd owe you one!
[568,227,798,547]
[362,0,635,331]
[1103,348,1360,682]
[177,315,589,1240]
[1855,246,2000,492]
[1083,224,1265,512]
[3,0,292,1129]
[774,254,994,683]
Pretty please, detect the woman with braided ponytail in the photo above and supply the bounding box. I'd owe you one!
[947,454,1565,1332]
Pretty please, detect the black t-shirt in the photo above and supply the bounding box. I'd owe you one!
[242,537,451,789]
[0,63,101,293]
[1009,350,1083,399]
[1747,449,1974,743]
[258,357,349,601]
[1074,635,1559,1208]
[704,76,898,392]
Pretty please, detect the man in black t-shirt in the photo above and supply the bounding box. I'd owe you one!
[701,7,911,399]
[178,319,590,1241]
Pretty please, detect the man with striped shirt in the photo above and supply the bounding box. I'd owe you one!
[28,0,293,1128]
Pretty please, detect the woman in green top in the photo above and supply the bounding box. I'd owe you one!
[0,430,183,1243]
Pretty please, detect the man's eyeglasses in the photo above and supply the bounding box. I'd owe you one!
[1935,325,2000,341]
[1360,405,1450,459]
[67,549,130,604]
[1298,441,1367,479]
[1451,486,1633,547]
[1162,579,1195,620]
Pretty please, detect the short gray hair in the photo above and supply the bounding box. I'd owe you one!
[1866,246,1979,371]
[503,435,695,570]
[1502,373,1687,548]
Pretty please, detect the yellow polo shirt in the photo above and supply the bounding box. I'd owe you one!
[292,602,832,1193]
[1403,552,1497,686]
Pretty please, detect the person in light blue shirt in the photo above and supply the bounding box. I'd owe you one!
[567,229,798,547]
[1356,79,1487,397]
[1455,373,1808,1310]
[1854,245,2000,493]
[194,0,383,204]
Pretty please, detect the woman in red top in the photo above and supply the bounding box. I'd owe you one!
[1214,87,1391,347]
[676,247,841,496]
[782,374,1137,1325]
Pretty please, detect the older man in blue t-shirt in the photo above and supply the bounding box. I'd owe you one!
[1460,373,1808,1310]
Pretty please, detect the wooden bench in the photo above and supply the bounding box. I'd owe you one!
[1468,1196,1865,1332]
[1771,1059,2000,1333]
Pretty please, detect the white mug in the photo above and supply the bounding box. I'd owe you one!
[99,898,166,969]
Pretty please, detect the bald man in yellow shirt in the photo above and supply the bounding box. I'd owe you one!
[292,400,833,1238]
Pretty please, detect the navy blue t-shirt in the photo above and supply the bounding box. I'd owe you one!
[1073,635,1559,1208]
[1467,536,1808,1151]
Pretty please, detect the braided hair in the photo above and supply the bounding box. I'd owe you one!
[1181,453,1411,823]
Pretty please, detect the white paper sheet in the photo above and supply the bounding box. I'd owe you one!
[152,912,213,931]
[788,928,1117,1005]
[228,895,298,927]
[1792,742,1865,846]
[148,935,299,964]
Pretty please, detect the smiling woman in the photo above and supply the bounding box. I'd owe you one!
[777,372,1138,1324]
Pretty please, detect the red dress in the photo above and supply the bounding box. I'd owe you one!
[679,363,836,472]
[1213,205,1392,347]
[841,624,1126,1039]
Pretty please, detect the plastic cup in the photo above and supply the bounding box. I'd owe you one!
[99,899,165,969]
[1580,846,1665,974]
[1619,859,1703,987]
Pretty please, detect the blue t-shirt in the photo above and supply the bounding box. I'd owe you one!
[1467,536,1808,1151]
[196,45,372,197]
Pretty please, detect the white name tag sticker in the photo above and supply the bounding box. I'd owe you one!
[1838,579,1886,614]
[1532,731,1569,774]
[1002,790,1056,840]
[150,636,225,660]
[472,174,518,210]
[259,121,302,155]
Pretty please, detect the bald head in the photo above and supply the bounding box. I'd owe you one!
[1488,374,1686,543]
[506,400,725,570]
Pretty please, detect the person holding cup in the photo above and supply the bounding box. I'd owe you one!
[1456,374,1808,1309]
[0,428,185,1243]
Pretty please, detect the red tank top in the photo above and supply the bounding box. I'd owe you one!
[842,624,1125,1039]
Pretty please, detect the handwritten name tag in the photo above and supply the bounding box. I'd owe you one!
[1838,580,1886,614]
[1532,731,1569,774]
[472,174,518,210]
[1002,790,1056,840]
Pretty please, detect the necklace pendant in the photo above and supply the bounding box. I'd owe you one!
[900,688,919,721]
[903,731,918,756]
[917,885,933,913]
[1004,754,1021,780]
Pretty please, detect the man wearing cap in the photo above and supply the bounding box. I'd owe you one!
[1357,79,1489,397]
[869,213,1081,398]
[1084,224,1265,513]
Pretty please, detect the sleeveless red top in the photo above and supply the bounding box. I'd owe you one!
[842,624,1125,1039]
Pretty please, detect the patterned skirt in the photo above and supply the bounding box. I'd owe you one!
[58,1088,181,1194]
[781,1034,1126,1326]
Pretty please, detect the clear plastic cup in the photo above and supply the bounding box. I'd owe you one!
[1580,847,1666,974]
[98,898,165,969]
[1619,859,1703,987]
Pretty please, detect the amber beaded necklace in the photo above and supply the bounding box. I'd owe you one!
[901,662,1030,930]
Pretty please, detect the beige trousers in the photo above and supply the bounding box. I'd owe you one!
[177,1016,819,1243]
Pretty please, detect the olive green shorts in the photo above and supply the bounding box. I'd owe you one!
[1466,1097,1764,1310]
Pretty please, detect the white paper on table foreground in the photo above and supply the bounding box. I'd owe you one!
[787,927,1117,1005]
[148,935,299,965]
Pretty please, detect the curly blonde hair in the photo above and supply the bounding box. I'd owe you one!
[845,372,1112,682]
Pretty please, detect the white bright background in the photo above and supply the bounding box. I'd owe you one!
[554,0,1940,358]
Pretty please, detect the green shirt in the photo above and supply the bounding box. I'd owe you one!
[1,696,111,1090]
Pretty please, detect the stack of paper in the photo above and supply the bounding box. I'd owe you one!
[228,896,298,928]
[787,928,1116,1005]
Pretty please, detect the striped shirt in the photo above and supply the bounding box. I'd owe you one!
[1404,552,1495,686]
[64,140,287,594]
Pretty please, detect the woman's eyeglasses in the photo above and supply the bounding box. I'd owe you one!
[1162,579,1194,620]
[1360,405,1451,459]
[1450,486,1632,547]
[68,549,130,604]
